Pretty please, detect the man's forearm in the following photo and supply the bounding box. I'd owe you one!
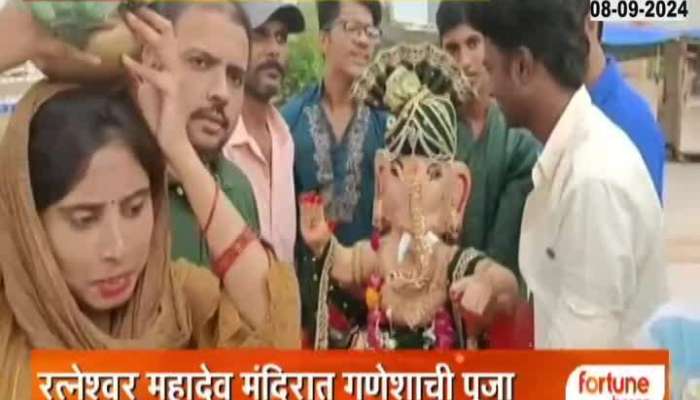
[0,7,33,72]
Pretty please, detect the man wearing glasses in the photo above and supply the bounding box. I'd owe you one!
[282,0,386,349]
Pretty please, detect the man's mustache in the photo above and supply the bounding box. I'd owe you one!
[256,61,284,76]
[191,108,230,130]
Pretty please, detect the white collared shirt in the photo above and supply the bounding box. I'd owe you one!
[520,87,668,349]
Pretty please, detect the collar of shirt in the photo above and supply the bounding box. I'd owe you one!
[589,56,621,106]
[533,86,591,188]
[227,105,291,166]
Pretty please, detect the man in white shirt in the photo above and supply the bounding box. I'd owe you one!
[463,0,668,348]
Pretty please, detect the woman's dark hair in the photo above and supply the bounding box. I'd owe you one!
[317,0,382,29]
[29,88,164,212]
[463,0,589,90]
[436,0,487,41]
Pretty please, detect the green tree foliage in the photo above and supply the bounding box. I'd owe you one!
[279,34,324,104]
[278,2,324,105]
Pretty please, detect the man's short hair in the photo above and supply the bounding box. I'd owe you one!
[575,0,604,43]
[148,2,252,40]
[317,0,382,30]
[463,0,589,90]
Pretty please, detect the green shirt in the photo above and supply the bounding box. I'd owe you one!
[169,158,260,267]
[456,103,541,280]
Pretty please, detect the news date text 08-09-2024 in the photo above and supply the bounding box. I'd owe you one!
[590,0,689,21]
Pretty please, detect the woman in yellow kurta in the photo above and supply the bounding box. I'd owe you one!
[0,9,301,398]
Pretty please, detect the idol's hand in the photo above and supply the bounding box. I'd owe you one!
[450,271,495,335]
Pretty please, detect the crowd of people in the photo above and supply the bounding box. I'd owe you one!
[0,0,671,397]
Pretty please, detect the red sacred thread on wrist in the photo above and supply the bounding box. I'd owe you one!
[213,227,257,280]
[202,182,220,237]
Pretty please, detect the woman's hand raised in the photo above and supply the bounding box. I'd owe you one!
[121,8,190,160]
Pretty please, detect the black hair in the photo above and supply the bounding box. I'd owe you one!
[574,0,603,42]
[148,1,249,28]
[463,0,589,90]
[317,0,382,30]
[435,0,487,40]
[29,88,164,212]
[147,1,252,43]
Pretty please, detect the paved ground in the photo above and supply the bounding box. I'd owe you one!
[666,162,700,263]
[665,162,700,303]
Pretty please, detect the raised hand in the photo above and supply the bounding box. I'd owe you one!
[0,5,101,72]
[120,8,188,157]
[298,193,333,257]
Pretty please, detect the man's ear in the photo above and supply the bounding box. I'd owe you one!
[585,13,598,39]
[319,30,330,59]
[449,160,472,221]
[510,46,535,91]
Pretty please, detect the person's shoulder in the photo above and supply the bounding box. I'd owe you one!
[218,158,254,192]
[570,107,655,196]
[367,105,389,130]
[280,85,321,124]
[488,103,542,158]
[577,105,636,162]
[593,71,664,140]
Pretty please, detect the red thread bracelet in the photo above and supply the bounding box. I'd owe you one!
[213,227,257,280]
[202,178,219,237]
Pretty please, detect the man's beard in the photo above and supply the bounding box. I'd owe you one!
[246,60,285,102]
[188,108,234,163]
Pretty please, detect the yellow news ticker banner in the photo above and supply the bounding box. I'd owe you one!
[32,349,670,399]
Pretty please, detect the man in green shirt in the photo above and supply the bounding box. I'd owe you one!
[150,2,260,267]
[170,160,259,266]
[437,1,541,281]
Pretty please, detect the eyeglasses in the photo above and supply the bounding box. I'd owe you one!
[325,19,382,42]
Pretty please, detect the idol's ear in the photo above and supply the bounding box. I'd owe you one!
[372,150,391,228]
[449,160,472,223]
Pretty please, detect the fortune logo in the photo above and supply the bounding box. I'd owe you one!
[566,365,666,400]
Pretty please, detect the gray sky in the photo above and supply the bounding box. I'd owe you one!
[392,1,431,26]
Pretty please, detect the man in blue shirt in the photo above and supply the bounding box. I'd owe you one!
[281,0,387,349]
[582,9,666,201]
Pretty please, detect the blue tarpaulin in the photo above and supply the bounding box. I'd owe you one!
[0,102,16,116]
[684,29,700,41]
[603,23,680,48]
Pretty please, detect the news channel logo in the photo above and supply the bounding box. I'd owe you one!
[566,365,666,400]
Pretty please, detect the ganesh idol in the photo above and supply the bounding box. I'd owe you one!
[299,43,520,350]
